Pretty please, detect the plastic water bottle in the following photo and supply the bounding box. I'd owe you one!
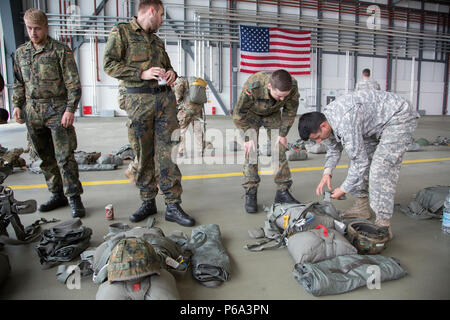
[442,191,450,235]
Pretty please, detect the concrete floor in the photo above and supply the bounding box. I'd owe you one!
[0,115,449,300]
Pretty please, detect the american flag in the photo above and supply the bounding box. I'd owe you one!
[239,25,311,75]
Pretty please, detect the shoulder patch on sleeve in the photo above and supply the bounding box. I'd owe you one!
[245,89,252,95]
[249,81,260,89]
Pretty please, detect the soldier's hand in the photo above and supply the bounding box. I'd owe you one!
[316,174,332,196]
[140,67,165,81]
[164,70,176,86]
[276,135,287,148]
[331,187,346,200]
[61,111,74,128]
[244,140,256,156]
[13,107,24,124]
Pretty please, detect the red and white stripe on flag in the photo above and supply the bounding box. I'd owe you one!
[239,26,311,75]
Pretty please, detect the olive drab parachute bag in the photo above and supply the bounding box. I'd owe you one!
[82,221,190,284]
[189,224,231,287]
[35,218,92,269]
[187,77,207,105]
[95,238,180,300]
[398,186,450,220]
[287,225,357,264]
[96,269,180,300]
[245,201,343,252]
[292,253,408,296]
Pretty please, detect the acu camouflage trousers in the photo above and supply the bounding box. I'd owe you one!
[356,104,418,221]
[242,111,292,191]
[125,89,182,203]
[24,99,83,197]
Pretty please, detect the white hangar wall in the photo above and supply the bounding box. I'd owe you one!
[24,0,449,116]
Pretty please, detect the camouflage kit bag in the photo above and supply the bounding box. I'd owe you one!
[188,77,207,105]
[245,201,341,252]
[293,253,407,296]
[398,185,450,219]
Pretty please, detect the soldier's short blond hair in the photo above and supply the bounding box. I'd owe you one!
[138,0,162,12]
[24,8,48,26]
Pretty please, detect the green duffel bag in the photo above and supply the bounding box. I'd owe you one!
[293,253,407,296]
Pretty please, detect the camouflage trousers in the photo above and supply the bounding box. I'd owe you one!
[24,100,83,197]
[125,90,182,203]
[242,112,292,191]
[366,118,418,220]
[177,107,204,155]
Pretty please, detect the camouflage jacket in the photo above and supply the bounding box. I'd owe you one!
[355,78,381,91]
[322,90,419,193]
[173,77,202,112]
[233,72,299,137]
[103,17,177,88]
[12,36,82,113]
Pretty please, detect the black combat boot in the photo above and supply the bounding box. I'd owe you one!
[245,187,258,213]
[38,192,68,212]
[274,189,300,204]
[165,203,195,227]
[129,199,157,223]
[69,195,86,218]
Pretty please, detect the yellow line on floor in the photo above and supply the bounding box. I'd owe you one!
[8,157,450,190]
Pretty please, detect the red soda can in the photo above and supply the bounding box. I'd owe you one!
[105,204,114,220]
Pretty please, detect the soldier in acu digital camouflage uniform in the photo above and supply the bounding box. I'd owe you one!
[355,68,381,91]
[233,69,301,214]
[12,9,86,218]
[298,90,420,239]
[173,76,205,157]
[103,0,195,227]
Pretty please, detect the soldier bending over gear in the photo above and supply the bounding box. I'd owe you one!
[298,90,420,239]
[103,0,195,227]
[233,69,301,214]
[12,9,86,218]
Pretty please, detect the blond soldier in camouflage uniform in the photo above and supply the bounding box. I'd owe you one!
[12,9,85,218]
[173,76,204,157]
[355,68,381,91]
[233,70,300,213]
[103,0,194,227]
[298,90,420,239]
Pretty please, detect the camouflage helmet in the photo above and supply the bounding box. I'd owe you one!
[107,237,160,283]
[346,220,390,255]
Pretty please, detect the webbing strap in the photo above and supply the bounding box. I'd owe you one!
[329,257,378,274]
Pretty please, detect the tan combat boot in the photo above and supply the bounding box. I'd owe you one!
[375,217,393,240]
[341,197,371,219]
